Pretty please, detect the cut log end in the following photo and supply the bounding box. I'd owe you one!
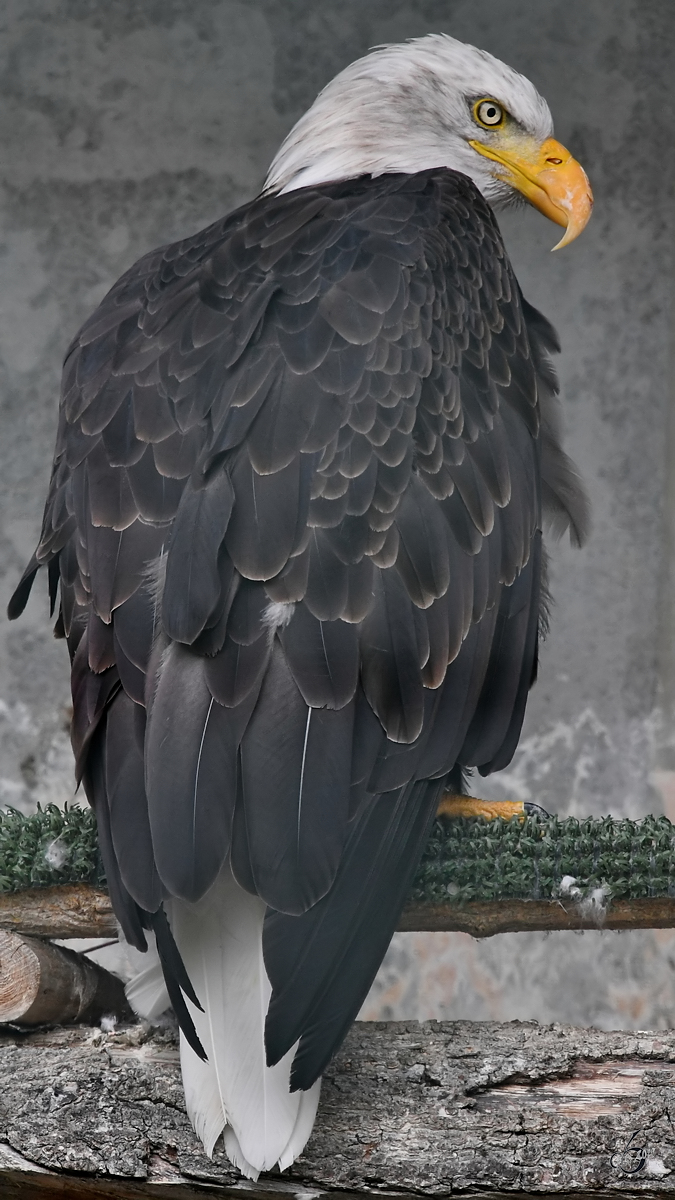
[0,932,131,1026]
[0,933,41,1023]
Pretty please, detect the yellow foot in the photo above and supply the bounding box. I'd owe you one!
[437,794,528,821]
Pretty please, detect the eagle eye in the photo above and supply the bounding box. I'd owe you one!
[474,99,505,129]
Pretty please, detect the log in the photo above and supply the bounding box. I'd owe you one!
[3,884,675,940]
[399,894,675,934]
[0,932,131,1026]
[1,1019,675,1196]
[0,886,117,939]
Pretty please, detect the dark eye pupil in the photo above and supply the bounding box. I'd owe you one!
[478,101,501,125]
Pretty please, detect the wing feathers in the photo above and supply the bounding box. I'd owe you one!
[105,689,163,911]
[280,604,359,709]
[263,777,443,1088]
[239,640,353,913]
[162,470,234,644]
[146,644,238,901]
[226,452,309,580]
[360,568,424,743]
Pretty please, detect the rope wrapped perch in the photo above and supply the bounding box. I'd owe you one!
[1,804,675,937]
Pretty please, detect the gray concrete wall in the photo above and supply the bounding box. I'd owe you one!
[0,0,673,1029]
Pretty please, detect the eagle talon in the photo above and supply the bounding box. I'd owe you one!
[523,801,551,819]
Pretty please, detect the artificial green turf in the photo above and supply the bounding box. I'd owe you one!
[1,804,674,905]
[0,804,103,893]
[410,813,675,904]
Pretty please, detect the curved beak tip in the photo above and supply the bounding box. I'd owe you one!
[536,141,594,251]
[547,162,594,251]
[550,188,594,251]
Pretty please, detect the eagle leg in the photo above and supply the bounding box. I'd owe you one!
[437,794,550,821]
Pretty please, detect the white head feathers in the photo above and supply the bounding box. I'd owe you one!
[264,34,553,205]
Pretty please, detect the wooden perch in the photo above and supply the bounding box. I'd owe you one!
[399,894,675,934]
[0,885,117,939]
[0,931,131,1026]
[1,1019,675,1197]
[3,883,675,940]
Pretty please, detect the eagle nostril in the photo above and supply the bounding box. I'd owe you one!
[546,156,563,165]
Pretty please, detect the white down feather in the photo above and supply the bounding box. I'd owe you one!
[123,930,171,1021]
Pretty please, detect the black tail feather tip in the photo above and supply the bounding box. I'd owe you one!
[147,906,208,1062]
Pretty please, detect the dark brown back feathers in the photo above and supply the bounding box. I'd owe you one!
[9,168,588,1085]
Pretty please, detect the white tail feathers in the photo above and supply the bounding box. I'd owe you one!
[165,868,320,1179]
[179,1034,227,1157]
[123,871,320,1177]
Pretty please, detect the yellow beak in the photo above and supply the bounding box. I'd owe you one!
[468,136,593,250]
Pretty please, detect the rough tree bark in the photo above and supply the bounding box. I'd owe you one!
[0,1020,674,1197]
[0,888,117,940]
[398,896,675,935]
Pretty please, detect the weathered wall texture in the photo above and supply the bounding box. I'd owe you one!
[0,1,673,1028]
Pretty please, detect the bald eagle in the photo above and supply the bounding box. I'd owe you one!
[9,34,591,1178]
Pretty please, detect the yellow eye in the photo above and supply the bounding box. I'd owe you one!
[474,99,505,129]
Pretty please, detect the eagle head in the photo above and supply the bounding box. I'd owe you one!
[265,33,592,250]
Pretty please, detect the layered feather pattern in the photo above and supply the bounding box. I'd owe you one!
[8,167,588,1173]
